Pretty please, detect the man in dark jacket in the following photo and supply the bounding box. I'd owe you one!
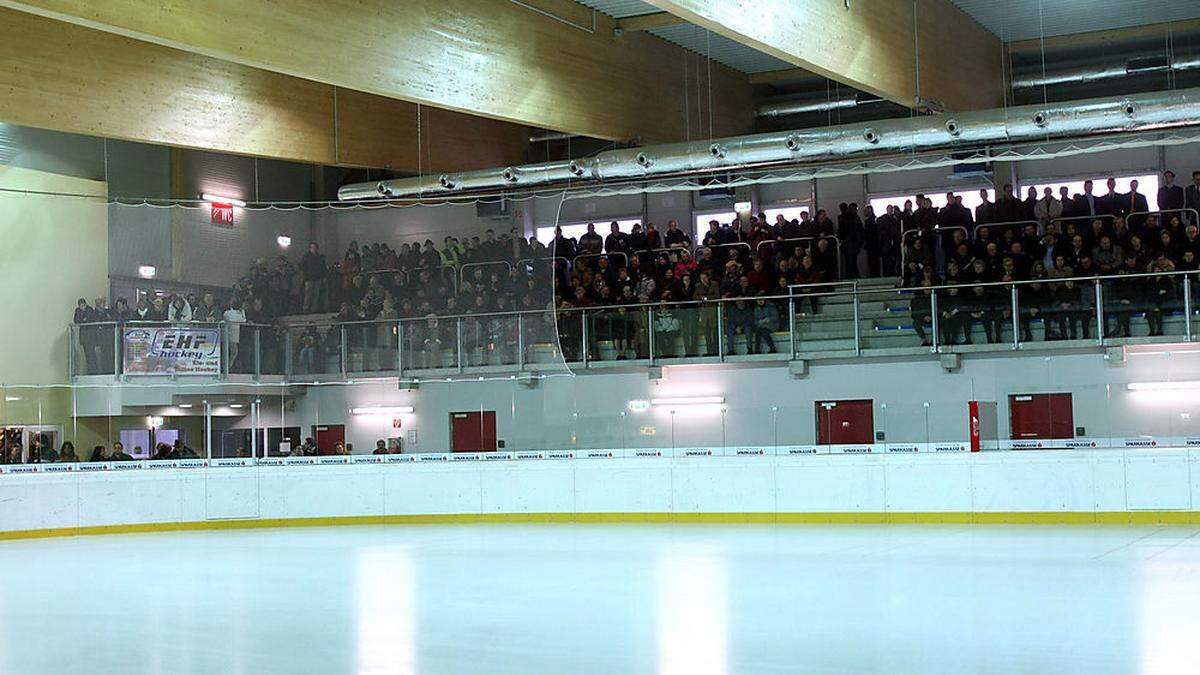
[300,242,326,312]
[1185,171,1200,226]
[1159,171,1185,215]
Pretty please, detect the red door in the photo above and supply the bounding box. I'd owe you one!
[1009,393,1073,439]
[314,424,345,455]
[450,412,497,452]
[815,399,874,445]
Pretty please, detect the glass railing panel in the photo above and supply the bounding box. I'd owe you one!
[521,309,560,368]
[344,321,399,374]
[584,306,648,362]
[284,323,340,378]
[72,322,118,376]
[785,283,859,357]
[400,316,459,371]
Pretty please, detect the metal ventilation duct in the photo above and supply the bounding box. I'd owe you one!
[338,87,1200,201]
[755,92,887,119]
[1012,56,1200,89]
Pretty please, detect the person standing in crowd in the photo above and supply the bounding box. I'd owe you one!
[301,242,326,312]
[1033,187,1062,232]
[74,297,98,374]
[1159,171,1184,215]
[167,295,192,323]
[223,299,247,370]
[577,223,603,258]
[1186,171,1200,225]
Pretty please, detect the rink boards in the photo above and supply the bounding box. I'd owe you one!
[1,445,1199,537]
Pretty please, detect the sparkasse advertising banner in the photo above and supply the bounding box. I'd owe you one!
[123,326,221,374]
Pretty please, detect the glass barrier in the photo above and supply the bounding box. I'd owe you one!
[400,315,459,371]
[345,320,399,374]
[70,323,119,377]
[285,322,341,379]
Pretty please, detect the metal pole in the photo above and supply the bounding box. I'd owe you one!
[397,321,404,375]
[930,290,940,351]
[647,307,656,364]
[581,311,589,368]
[250,401,258,459]
[204,401,212,461]
[456,319,464,372]
[1010,285,1020,349]
[254,328,261,379]
[1094,280,1104,344]
[517,314,525,370]
[717,302,725,361]
[222,323,229,377]
[68,325,76,378]
[112,323,120,376]
[340,325,348,377]
[788,295,796,360]
[1185,275,1193,342]
[852,289,861,356]
[284,330,293,378]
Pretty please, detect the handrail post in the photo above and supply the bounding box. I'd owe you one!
[397,320,404,375]
[284,329,293,378]
[68,325,76,378]
[581,310,589,368]
[112,323,120,376]
[517,314,525,371]
[254,327,261,379]
[788,293,796,360]
[1010,285,1020,349]
[222,322,230,376]
[717,302,725,362]
[1186,274,1194,342]
[931,289,939,352]
[1094,279,1104,344]
[647,307,656,364]
[852,288,861,356]
[340,325,348,377]
[456,319,464,373]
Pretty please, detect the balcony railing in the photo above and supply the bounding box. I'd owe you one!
[69,267,1199,381]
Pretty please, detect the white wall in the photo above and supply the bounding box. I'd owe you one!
[1,449,1196,535]
[0,166,107,383]
[245,348,1200,455]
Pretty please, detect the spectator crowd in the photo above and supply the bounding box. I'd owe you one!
[72,171,1200,371]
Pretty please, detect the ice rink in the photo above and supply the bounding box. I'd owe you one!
[1,523,1198,674]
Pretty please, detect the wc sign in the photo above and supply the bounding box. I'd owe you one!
[211,202,234,226]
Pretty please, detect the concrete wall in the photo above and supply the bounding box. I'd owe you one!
[1,449,1197,535]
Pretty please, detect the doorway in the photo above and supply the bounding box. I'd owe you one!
[314,424,345,455]
[815,399,874,445]
[1009,393,1074,440]
[450,411,497,452]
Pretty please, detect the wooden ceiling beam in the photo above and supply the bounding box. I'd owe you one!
[617,12,687,32]
[641,0,1005,111]
[0,8,531,174]
[1,0,753,143]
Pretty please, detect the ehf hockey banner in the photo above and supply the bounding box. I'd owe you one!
[122,326,221,374]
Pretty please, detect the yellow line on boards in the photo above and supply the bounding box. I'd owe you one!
[2,511,1199,540]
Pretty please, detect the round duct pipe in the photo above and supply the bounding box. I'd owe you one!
[338,87,1200,201]
[1012,56,1200,90]
[755,92,887,119]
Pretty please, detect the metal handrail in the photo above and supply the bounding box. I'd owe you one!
[1126,208,1200,224]
[573,252,629,269]
[901,226,968,274]
[971,220,1039,240]
[1048,214,1116,232]
[459,260,513,286]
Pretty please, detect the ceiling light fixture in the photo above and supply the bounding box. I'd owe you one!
[202,193,247,207]
[350,406,415,415]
